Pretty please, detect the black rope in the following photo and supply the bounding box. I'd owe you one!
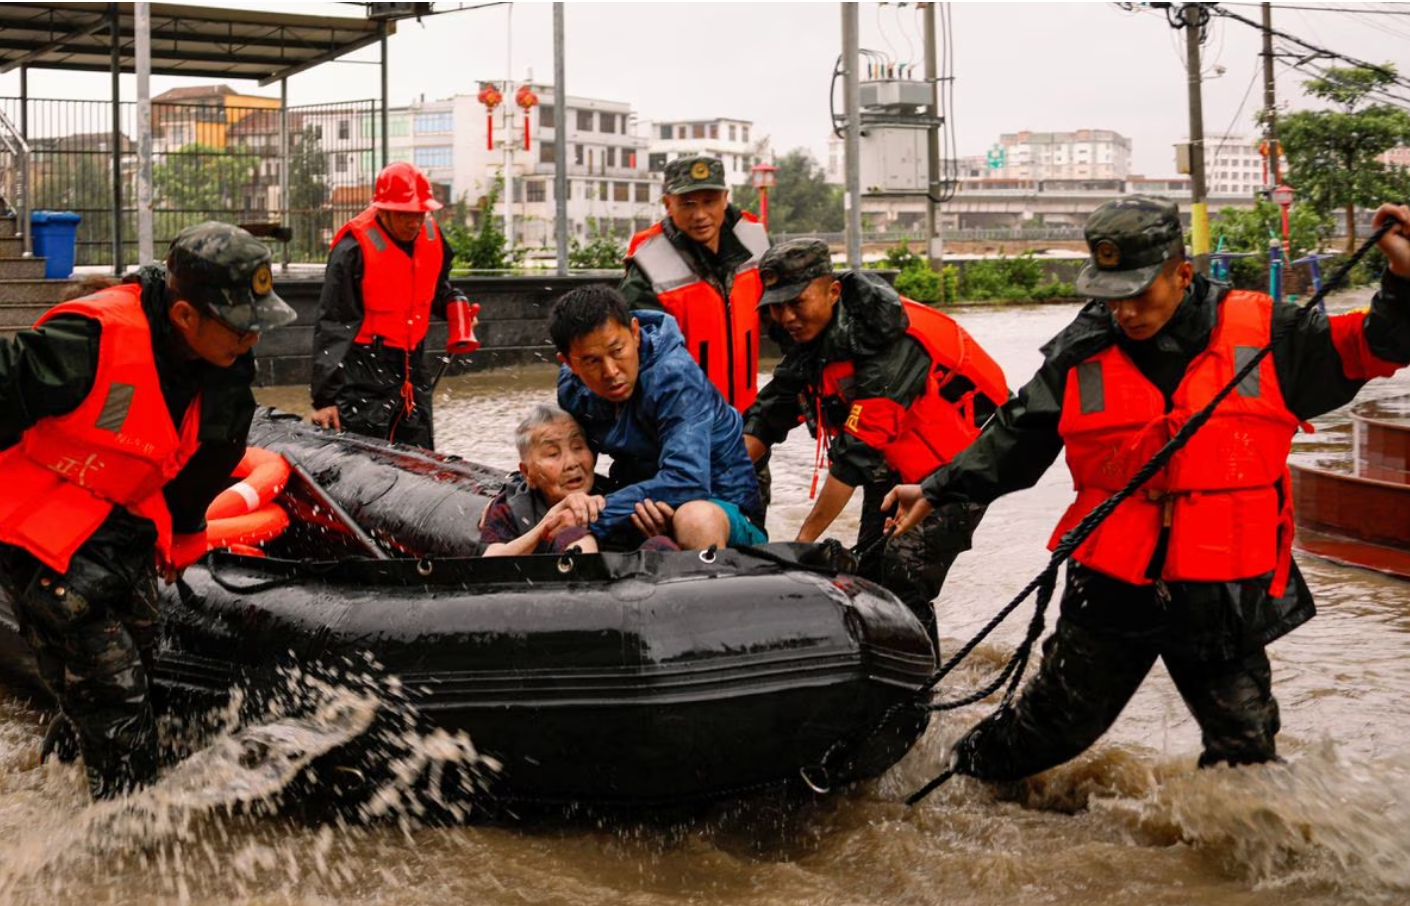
[901,223,1395,805]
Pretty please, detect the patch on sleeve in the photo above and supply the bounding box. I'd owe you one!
[844,403,863,433]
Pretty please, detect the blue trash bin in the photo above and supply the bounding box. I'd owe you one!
[30,211,82,279]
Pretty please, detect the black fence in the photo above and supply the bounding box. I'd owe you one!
[0,96,378,267]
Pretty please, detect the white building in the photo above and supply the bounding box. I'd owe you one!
[1196,133,1276,198]
[997,129,1132,181]
[646,117,760,187]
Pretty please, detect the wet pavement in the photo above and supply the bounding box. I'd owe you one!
[1,292,1407,905]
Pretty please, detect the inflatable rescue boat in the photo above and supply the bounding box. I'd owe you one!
[2,410,938,808]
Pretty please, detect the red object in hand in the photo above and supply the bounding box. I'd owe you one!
[447,299,481,354]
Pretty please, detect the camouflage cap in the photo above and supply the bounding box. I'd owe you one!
[663,155,728,195]
[1074,195,1186,300]
[166,221,297,333]
[757,238,835,308]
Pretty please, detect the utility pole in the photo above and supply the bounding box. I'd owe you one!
[1183,3,1210,274]
[923,2,941,268]
[1260,1,1281,185]
[553,2,568,275]
[842,2,862,269]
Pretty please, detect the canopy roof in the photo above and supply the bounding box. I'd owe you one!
[0,3,393,85]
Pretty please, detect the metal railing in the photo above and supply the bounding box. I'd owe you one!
[0,105,31,256]
[0,96,378,267]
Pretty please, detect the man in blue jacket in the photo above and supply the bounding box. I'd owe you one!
[551,284,766,550]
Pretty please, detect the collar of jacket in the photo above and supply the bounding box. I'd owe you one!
[659,204,751,271]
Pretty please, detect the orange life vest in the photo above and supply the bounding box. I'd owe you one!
[818,299,1009,483]
[333,206,445,351]
[0,285,202,572]
[1049,289,1301,592]
[627,214,770,412]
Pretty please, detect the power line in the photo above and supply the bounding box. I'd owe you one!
[1222,2,1410,15]
[1211,5,1410,92]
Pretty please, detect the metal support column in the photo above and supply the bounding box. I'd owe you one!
[924,2,941,267]
[553,1,568,275]
[136,1,153,264]
[842,2,862,269]
[111,3,124,274]
[280,80,290,272]
[380,22,389,169]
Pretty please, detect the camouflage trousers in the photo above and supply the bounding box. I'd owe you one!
[857,481,987,653]
[951,611,1281,783]
[0,515,161,800]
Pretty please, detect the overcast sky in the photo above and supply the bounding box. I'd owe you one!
[3,2,1408,176]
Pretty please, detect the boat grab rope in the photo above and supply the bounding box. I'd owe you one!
[899,222,1396,805]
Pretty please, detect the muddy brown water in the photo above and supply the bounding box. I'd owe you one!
[2,295,1408,905]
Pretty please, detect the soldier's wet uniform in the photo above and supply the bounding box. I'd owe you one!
[0,223,294,798]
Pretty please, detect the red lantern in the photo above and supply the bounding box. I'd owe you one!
[515,85,539,151]
[477,83,503,151]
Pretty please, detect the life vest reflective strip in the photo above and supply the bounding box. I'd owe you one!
[333,206,445,351]
[816,299,1009,484]
[0,285,202,572]
[206,446,290,521]
[627,214,769,412]
[1049,289,1301,592]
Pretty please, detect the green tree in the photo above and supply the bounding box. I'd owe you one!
[1279,64,1410,250]
[152,142,260,234]
[446,175,521,271]
[731,149,843,234]
[568,217,626,269]
[32,150,116,266]
[286,126,330,262]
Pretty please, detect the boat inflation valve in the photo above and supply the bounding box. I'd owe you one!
[416,558,434,577]
[557,552,575,574]
[800,764,832,795]
[699,544,718,564]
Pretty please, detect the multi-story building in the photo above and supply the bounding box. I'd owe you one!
[1196,133,1278,197]
[1378,146,1410,168]
[150,84,280,153]
[647,117,760,187]
[997,129,1132,181]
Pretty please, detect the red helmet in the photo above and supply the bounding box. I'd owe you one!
[372,161,443,213]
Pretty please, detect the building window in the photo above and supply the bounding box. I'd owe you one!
[598,182,607,201]
[338,120,350,141]
[541,142,557,164]
[742,126,749,142]
[708,123,718,139]
[660,124,672,140]
[414,112,452,134]
[336,154,348,173]
[414,146,453,168]
[614,182,629,202]
[677,125,686,139]
[577,109,594,131]
[692,123,705,139]
[635,182,650,203]
[729,124,737,142]
[526,180,547,203]
[575,144,584,165]
[606,146,617,168]
[360,114,410,138]
[599,112,616,134]
[648,152,668,172]
[540,104,555,129]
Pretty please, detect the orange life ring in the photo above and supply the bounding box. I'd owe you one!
[206,446,290,522]
[170,501,291,570]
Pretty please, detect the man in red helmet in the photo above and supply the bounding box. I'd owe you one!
[310,161,474,449]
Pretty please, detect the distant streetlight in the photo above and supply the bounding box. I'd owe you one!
[750,163,777,230]
[1271,183,1294,252]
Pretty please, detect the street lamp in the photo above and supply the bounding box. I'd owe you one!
[750,163,777,230]
[1271,183,1294,252]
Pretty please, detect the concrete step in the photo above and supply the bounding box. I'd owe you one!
[0,257,46,279]
[0,237,22,257]
[0,278,79,313]
[0,216,16,239]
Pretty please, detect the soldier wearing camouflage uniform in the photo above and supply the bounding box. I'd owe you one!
[0,222,296,799]
[742,239,1007,649]
[886,196,1410,781]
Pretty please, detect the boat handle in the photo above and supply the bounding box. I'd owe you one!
[800,764,831,795]
[557,553,575,574]
[416,558,434,577]
[698,544,717,564]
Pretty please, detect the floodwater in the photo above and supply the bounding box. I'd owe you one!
[2,294,1408,905]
